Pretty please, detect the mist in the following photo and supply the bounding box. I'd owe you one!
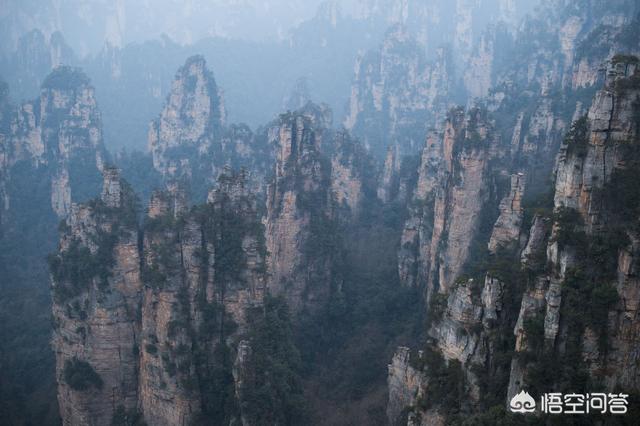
[1,1,639,425]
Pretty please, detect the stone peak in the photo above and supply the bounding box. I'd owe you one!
[42,66,91,91]
[207,167,253,208]
[101,167,122,208]
[182,54,207,70]
[606,54,639,85]
[283,101,333,130]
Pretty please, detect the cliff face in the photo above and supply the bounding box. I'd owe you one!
[388,57,640,425]
[264,101,371,312]
[344,26,453,158]
[140,168,268,426]
[386,347,427,424]
[0,66,106,426]
[388,1,640,418]
[148,55,273,198]
[330,130,369,217]
[149,55,225,180]
[0,66,105,222]
[0,29,75,101]
[391,107,509,423]
[51,168,140,426]
[265,110,334,312]
[480,0,639,197]
[397,107,501,296]
[510,58,640,398]
[51,168,267,425]
[488,173,525,254]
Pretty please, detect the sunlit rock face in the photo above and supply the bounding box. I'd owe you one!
[488,173,525,254]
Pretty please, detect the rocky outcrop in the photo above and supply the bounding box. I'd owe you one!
[147,56,274,198]
[488,173,525,253]
[51,168,140,426]
[139,168,266,426]
[331,131,368,216]
[265,109,335,312]
[344,26,453,158]
[390,106,518,424]
[388,4,640,418]
[149,55,225,180]
[398,107,501,296]
[397,131,442,288]
[386,347,426,424]
[510,57,640,399]
[0,66,105,220]
[377,145,400,203]
[389,57,640,424]
[139,185,203,426]
[52,168,267,425]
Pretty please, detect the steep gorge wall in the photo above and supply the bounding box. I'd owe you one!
[509,58,640,399]
[51,168,267,425]
[387,56,640,426]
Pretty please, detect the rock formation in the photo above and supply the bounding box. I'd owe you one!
[51,168,140,425]
[397,107,501,296]
[344,26,453,158]
[265,109,335,312]
[0,66,105,220]
[149,55,225,180]
[488,173,525,254]
[387,1,640,420]
[330,130,369,217]
[509,56,640,399]
[51,168,267,425]
[388,55,640,425]
[148,55,275,199]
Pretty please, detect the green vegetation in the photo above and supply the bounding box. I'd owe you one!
[48,240,99,302]
[194,343,238,424]
[241,296,307,425]
[612,54,640,65]
[145,343,158,356]
[564,116,589,158]
[49,173,140,303]
[111,405,146,426]
[63,358,103,391]
[426,292,448,327]
[296,193,422,424]
[470,247,526,410]
[42,66,90,90]
[415,347,464,412]
[551,207,586,249]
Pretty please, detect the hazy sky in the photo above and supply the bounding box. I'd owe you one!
[1,0,346,55]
